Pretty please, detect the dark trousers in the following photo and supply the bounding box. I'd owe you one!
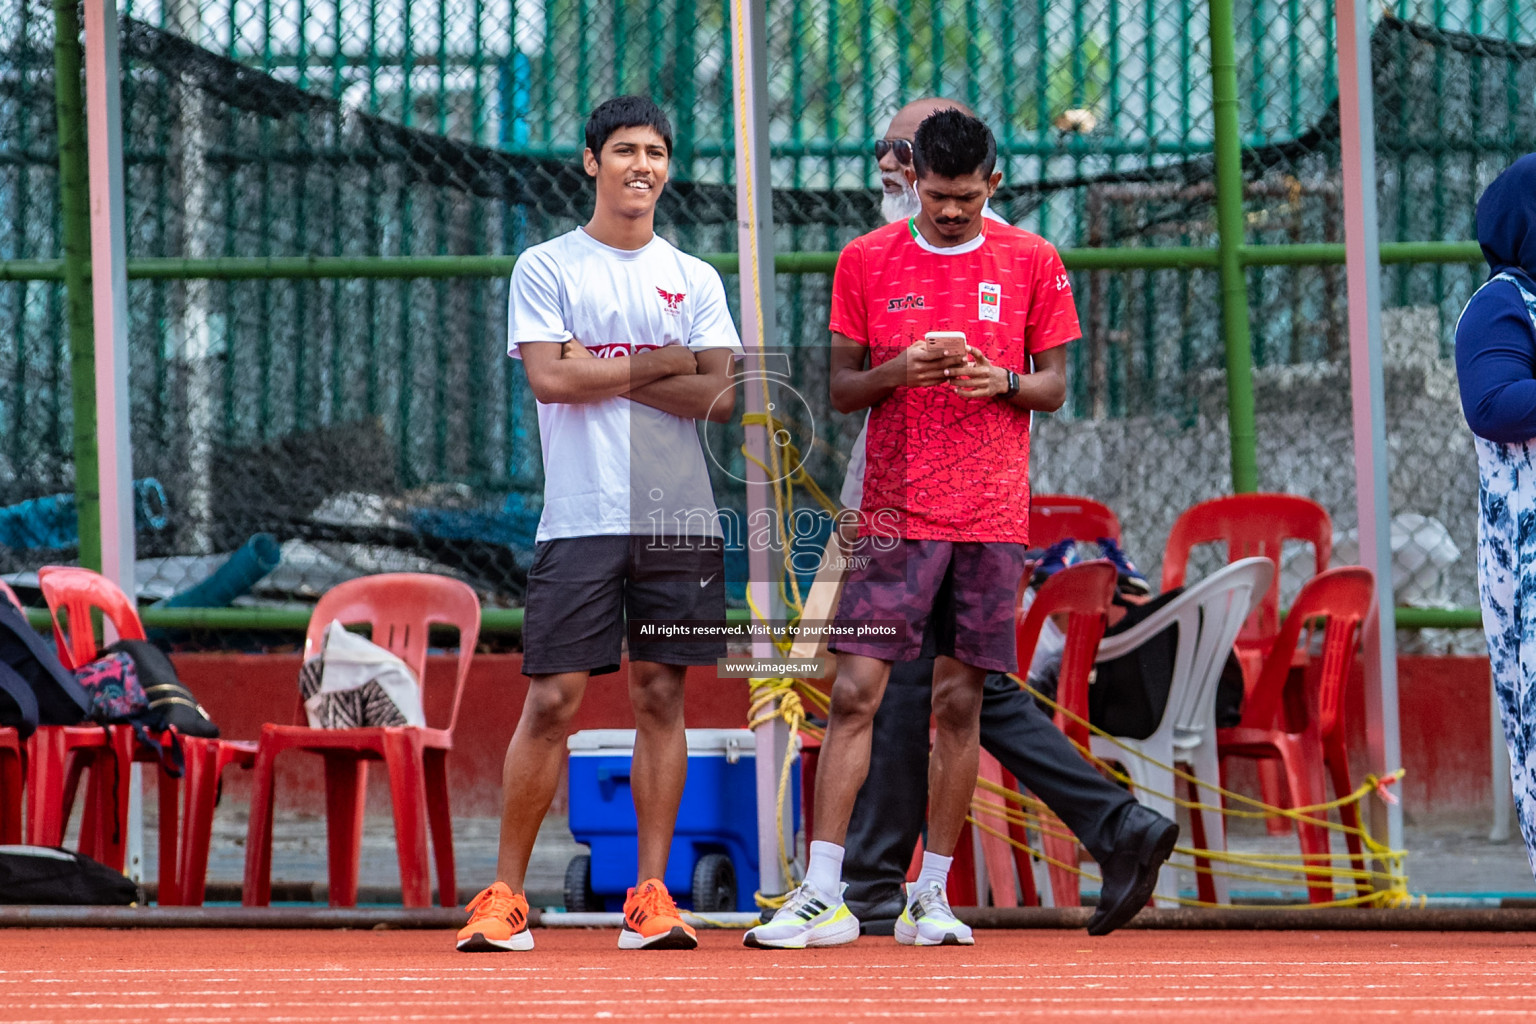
[842,659,1136,913]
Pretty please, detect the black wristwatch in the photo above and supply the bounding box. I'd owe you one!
[1001,369,1019,399]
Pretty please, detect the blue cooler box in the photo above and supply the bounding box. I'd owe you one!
[566,728,799,913]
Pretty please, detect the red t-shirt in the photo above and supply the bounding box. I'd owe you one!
[829,218,1080,543]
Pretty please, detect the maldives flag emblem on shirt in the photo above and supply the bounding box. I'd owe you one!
[978,281,1001,322]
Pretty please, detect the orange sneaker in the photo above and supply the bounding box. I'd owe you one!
[619,878,698,950]
[456,882,533,952]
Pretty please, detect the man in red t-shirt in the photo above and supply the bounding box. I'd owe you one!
[747,109,1079,949]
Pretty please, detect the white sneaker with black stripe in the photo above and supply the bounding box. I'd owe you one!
[742,881,860,949]
[894,880,974,946]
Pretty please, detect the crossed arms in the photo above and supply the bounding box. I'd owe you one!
[519,341,737,423]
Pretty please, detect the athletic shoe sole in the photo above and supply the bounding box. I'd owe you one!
[1087,819,1180,937]
[617,925,698,950]
[742,915,860,949]
[456,930,534,952]
[893,921,975,946]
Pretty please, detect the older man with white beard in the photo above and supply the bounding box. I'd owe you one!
[834,98,1178,939]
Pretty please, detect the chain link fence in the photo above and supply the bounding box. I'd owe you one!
[0,0,1532,639]
[0,1,71,526]
[1036,6,1535,657]
[1371,8,1535,650]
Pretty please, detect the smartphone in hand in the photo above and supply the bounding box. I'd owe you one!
[924,331,967,359]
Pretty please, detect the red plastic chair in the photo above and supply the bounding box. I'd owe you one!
[1016,561,1117,907]
[242,573,481,908]
[1161,493,1331,664]
[1029,494,1122,547]
[1162,494,1331,832]
[39,565,150,669]
[34,565,254,905]
[170,732,258,906]
[1217,567,1374,904]
[32,566,156,880]
[1018,562,1119,753]
[0,581,24,844]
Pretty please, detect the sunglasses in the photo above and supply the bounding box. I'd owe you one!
[873,138,914,164]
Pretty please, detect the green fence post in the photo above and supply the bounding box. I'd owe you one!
[1209,0,1259,494]
[53,0,102,572]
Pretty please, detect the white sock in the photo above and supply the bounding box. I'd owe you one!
[805,840,845,897]
[915,850,953,893]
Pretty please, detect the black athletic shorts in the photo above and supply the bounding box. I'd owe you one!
[520,535,727,676]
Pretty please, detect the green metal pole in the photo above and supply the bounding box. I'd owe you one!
[1209,0,1259,495]
[53,0,102,572]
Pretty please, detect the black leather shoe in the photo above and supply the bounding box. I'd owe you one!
[1087,805,1178,936]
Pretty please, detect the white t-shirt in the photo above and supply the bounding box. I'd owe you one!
[509,228,743,542]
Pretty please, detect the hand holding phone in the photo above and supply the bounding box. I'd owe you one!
[924,331,968,359]
[903,332,968,387]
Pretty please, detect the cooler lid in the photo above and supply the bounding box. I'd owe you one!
[566,728,767,755]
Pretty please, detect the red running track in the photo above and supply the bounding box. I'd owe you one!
[2,928,1534,1022]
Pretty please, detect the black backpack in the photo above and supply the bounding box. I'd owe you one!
[1089,587,1246,740]
[0,845,141,904]
[0,661,38,739]
[0,603,90,737]
[104,639,220,739]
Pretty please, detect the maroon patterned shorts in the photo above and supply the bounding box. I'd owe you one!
[828,538,1031,672]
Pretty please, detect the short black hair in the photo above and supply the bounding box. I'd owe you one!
[585,96,673,161]
[911,108,997,180]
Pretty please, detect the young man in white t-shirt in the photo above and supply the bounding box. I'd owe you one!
[457,96,743,954]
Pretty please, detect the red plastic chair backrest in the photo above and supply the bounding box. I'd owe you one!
[1240,566,1374,739]
[302,572,481,734]
[0,580,21,612]
[1014,560,1118,749]
[36,566,148,671]
[1029,494,1122,547]
[1161,493,1331,646]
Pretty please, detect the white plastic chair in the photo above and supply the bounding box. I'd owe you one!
[1090,556,1273,906]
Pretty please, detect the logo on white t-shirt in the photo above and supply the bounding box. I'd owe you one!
[586,342,661,358]
[656,287,686,315]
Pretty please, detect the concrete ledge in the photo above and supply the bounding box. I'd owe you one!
[958,906,1536,930]
[9,904,1536,930]
[141,882,546,907]
[0,906,465,928]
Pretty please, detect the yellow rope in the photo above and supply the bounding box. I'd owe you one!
[739,411,841,518]
[747,676,803,905]
[1011,673,1403,836]
[965,802,1417,908]
[970,785,1400,887]
[949,674,1415,906]
[740,589,1413,906]
[736,610,1412,904]
[739,410,842,612]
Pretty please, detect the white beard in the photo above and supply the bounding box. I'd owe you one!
[880,185,922,224]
